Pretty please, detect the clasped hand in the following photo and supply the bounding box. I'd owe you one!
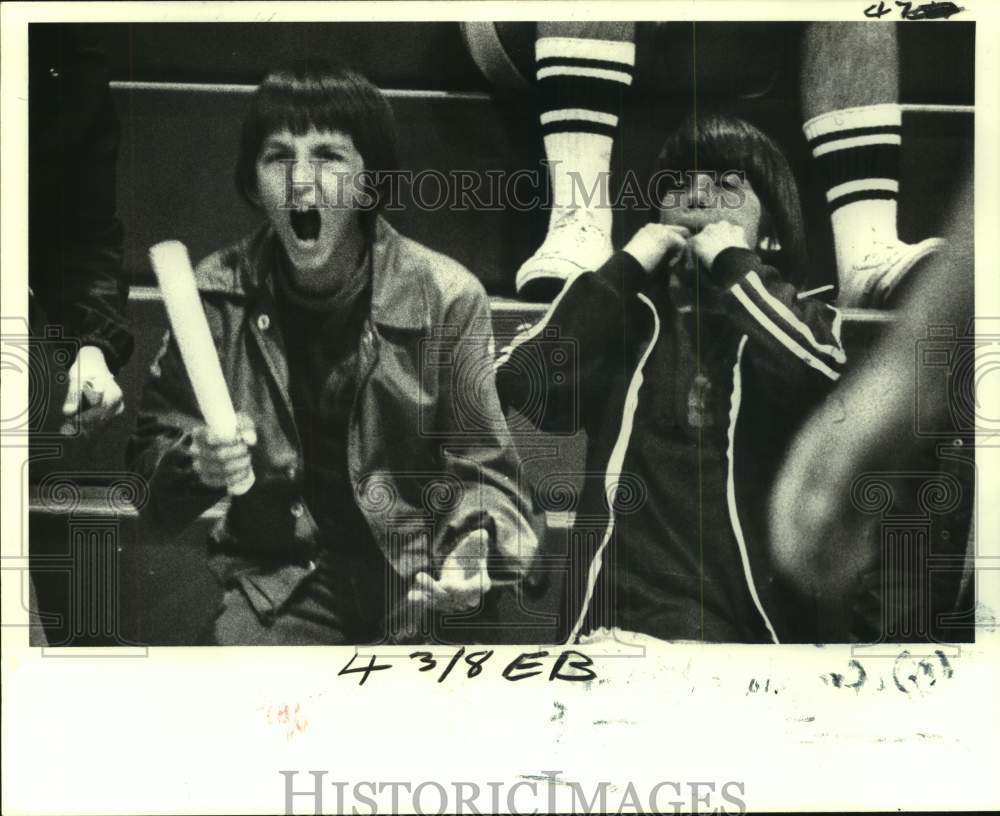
[624,221,750,280]
[189,413,257,490]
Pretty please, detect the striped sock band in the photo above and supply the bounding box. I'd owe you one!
[802,103,901,213]
[536,37,635,138]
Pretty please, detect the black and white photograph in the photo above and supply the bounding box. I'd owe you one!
[2,2,998,814]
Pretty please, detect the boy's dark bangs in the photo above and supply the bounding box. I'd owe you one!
[657,115,770,187]
[252,80,361,145]
[235,61,400,223]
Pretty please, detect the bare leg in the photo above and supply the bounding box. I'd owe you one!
[800,22,898,118]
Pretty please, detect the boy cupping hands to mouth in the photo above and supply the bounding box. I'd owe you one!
[627,168,764,289]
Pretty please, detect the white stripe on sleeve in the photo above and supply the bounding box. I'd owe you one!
[494,275,579,370]
[744,271,847,365]
[730,283,842,381]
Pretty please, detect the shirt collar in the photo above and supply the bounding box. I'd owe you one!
[367,216,429,331]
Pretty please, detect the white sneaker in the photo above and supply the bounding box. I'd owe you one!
[516,208,613,300]
[838,237,946,308]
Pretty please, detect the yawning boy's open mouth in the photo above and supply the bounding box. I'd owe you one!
[289,207,321,242]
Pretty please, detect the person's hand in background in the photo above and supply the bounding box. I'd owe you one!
[60,345,124,436]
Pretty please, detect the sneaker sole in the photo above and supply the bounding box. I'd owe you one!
[876,237,947,306]
[515,255,593,298]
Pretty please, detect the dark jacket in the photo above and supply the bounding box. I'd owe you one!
[127,217,542,621]
[496,247,846,643]
[29,25,132,371]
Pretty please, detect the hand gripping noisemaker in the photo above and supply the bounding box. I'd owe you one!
[148,240,255,496]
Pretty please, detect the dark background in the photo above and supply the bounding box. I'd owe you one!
[92,22,974,294]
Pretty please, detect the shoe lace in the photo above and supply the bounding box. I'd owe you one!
[548,207,608,241]
[855,241,906,271]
